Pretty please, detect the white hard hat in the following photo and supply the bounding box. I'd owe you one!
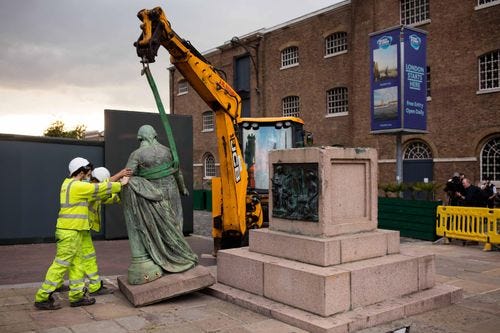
[68,157,90,176]
[92,167,111,182]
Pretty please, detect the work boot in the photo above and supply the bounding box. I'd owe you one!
[34,293,61,310]
[70,288,96,307]
[89,281,114,296]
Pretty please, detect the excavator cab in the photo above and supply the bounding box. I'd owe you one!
[238,116,306,223]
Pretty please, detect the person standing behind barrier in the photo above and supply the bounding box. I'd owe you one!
[443,172,464,206]
[458,178,485,207]
[481,176,497,208]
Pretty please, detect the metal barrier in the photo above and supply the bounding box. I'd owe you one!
[436,205,500,251]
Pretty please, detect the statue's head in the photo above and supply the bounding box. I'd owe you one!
[137,125,158,145]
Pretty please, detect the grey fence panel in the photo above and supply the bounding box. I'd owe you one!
[0,135,103,244]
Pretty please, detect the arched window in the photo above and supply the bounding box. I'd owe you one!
[481,136,500,181]
[477,0,500,8]
[282,96,300,117]
[281,46,299,69]
[325,32,347,56]
[204,153,216,178]
[404,141,432,159]
[202,111,214,132]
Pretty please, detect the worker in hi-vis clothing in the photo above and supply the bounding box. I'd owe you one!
[34,157,129,310]
[82,167,129,295]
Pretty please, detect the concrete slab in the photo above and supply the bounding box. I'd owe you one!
[117,265,215,307]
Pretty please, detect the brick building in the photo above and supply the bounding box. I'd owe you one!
[169,0,500,201]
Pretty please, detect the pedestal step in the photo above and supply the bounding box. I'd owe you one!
[217,247,435,316]
[249,228,400,267]
[205,282,462,333]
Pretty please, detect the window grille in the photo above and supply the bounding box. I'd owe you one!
[202,111,214,131]
[281,47,299,68]
[404,141,432,159]
[327,87,348,115]
[282,96,300,117]
[325,32,347,56]
[400,0,430,25]
[478,0,500,6]
[204,154,216,178]
[481,137,500,181]
[479,50,500,91]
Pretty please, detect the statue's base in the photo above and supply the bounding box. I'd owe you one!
[118,265,215,307]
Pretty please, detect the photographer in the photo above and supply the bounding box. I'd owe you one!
[481,176,497,208]
[443,172,464,206]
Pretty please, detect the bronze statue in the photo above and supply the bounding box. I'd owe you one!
[122,125,197,285]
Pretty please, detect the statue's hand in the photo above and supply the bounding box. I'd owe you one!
[181,187,189,196]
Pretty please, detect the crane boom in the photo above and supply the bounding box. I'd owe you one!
[135,7,251,246]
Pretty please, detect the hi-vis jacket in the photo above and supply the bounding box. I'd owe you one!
[89,193,121,232]
[56,178,122,230]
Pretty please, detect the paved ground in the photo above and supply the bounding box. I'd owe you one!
[1,211,499,332]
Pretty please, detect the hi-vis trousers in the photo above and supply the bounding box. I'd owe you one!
[35,229,86,303]
[81,231,102,293]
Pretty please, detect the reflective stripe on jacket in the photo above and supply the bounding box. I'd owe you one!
[57,178,122,230]
[89,193,121,232]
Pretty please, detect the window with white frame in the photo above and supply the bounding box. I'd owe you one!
[400,0,430,25]
[178,80,188,95]
[282,96,300,117]
[281,46,299,68]
[481,137,500,181]
[326,87,348,115]
[477,0,500,7]
[479,50,500,91]
[325,32,347,56]
[204,153,216,178]
[202,111,214,132]
[404,141,432,160]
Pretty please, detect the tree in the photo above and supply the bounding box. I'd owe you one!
[44,120,86,140]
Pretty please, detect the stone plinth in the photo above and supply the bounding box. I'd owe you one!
[217,247,434,316]
[118,265,215,307]
[269,147,378,237]
[212,147,461,332]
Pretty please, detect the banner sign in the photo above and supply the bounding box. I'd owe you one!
[370,26,427,133]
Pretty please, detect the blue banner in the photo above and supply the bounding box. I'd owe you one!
[403,29,427,131]
[370,26,427,133]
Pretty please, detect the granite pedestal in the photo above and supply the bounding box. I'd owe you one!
[208,147,462,332]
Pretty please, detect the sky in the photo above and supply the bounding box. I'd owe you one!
[0,0,342,136]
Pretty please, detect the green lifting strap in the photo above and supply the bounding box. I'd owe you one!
[138,161,177,180]
[141,65,180,176]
